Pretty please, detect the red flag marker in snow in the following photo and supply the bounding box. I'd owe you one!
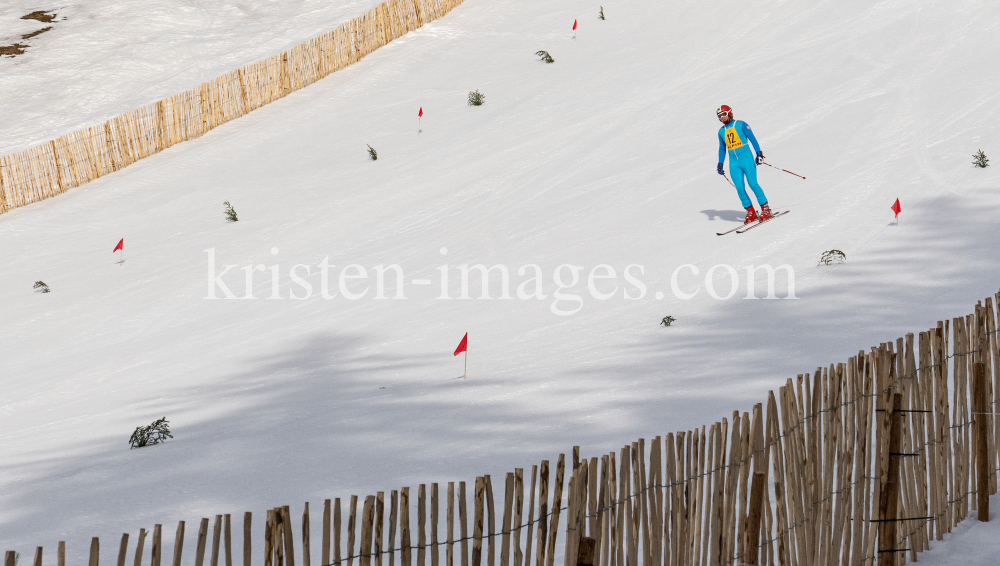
[454,332,468,379]
[573,19,577,39]
[418,107,423,134]
[113,238,124,265]
[891,198,901,225]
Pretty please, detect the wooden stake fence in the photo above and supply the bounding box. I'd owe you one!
[8,290,1000,566]
[0,0,467,216]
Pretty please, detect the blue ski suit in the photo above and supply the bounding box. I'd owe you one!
[718,120,767,209]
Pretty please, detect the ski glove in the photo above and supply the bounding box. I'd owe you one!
[755,151,765,165]
[717,163,724,175]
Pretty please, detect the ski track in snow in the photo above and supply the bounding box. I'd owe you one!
[2,0,1000,563]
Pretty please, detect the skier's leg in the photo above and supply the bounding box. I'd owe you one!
[743,163,768,206]
[729,163,752,208]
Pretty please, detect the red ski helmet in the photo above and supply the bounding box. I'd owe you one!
[717,105,733,121]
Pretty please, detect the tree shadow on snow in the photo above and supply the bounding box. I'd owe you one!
[0,331,599,562]
[574,192,1000,436]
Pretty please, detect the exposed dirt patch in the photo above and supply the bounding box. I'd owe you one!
[21,11,57,23]
[0,43,28,56]
[4,12,60,57]
[21,26,52,40]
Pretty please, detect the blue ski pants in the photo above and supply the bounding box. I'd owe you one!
[730,158,768,209]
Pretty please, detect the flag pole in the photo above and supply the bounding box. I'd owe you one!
[464,348,467,380]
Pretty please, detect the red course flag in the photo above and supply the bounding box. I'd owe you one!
[573,19,577,30]
[113,238,124,253]
[454,332,468,356]
[419,107,423,117]
[891,198,901,216]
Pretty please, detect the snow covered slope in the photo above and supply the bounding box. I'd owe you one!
[2,0,1000,562]
[0,0,382,154]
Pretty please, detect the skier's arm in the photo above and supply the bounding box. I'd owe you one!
[742,122,762,154]
[718,130,727,164]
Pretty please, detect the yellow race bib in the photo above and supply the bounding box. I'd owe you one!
[724,126,744,150]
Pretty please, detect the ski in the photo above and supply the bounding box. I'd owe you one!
[735,210,790,234]
[715,223,746,236]
[715,210,789,235]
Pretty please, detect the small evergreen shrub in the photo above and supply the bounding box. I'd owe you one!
[130,417,173,449]
[599,6,605,20]
[33,281,50,293]
[819,250,847,265]
[367,144,378,160]
[535,50,554,63]
[468,90,485,106]
[972,149,989,168]
[661,315,676,327]
[224,201,239,222]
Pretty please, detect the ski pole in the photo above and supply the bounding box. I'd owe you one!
[722,172,736,188]
[760,161,806,179]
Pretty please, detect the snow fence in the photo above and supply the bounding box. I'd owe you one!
[8,291,1000,566]
[0,0,465,216]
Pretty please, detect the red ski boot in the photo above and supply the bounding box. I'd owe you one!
[743,206,759,224]
[759,203,773,221]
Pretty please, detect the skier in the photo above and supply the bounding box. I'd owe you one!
[716,105,771,224]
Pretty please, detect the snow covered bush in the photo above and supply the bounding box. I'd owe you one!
[819,250,847,265]
[468,90,485,106]
[224,201,239,222]
[536,50,554,63]
[661,315,676,327]
[129,417,173,449]
[367,144,378,160]
[972,149,989,168]
[33,281,50,293]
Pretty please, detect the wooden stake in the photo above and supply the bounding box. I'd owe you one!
[390,491,400,566]
[325,501,333,566]
[117,534,130,566]
[501,473,515,566]
[91,537,101,566]
[335,500,342,566]
[432,484,440,566]
[485,476,496,566]
[225,516,233,566]
[462,482,471,566]
[361,497,376,566]
[524,466,538,566]
[877,393,903,566]
[447,484,455,566]
[174,522,186,566]
[473,477,485,566]
[419,486,427,566]
[512,470,525,566]
[402,488,412,566]
[535,463,549,566]
[213,516,223,566]
[196,518,210,566]
[546,456,566,566]
[975,362,990,521]
[283,506,298,566]
[376,494,385,566]
[576,538,595,566]
[349,496,360,566]
[244,514,253,566]
[304,504,312,566]
[135,529,148,566]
